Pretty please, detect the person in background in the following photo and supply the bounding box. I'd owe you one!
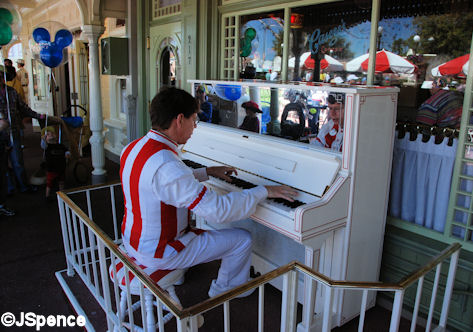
[239,101,261,133]
[0,65,58,194]
[41,126,70,201]
[309,93,345,151]
[4,60,25,102]
[0,75,14,216]
[16,59,29,104]
[416,77,463,129]
[195,85,212,123]
[120,87,297,298]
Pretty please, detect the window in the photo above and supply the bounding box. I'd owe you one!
[289,1,370,83]
[240,11,284,81]
[379,1,473,251]
[32,59,47,101]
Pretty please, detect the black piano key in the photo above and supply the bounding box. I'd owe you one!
[182,159,206,169]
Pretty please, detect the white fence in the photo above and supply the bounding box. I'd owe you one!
[56,182,461,332]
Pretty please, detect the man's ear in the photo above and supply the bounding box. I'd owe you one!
[175,113,184,128]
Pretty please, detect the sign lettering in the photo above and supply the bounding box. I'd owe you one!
[308,20,346,55]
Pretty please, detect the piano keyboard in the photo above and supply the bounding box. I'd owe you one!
[183,159,306,209]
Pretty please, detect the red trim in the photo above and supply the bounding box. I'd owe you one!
[190,229,206,235]
[127,140,175,250]
[149,269,173,283]
[154,202,178,258]
[188,186,207,210]
[149,129,179,148]
[120,140,140,235]
[168,240,185,252]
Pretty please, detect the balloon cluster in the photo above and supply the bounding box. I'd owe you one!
[240,28,256,58]
[30,22,72,68]
[0,2,21,47]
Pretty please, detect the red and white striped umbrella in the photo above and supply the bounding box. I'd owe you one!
[289,52,343,71]
[346,49,416,74]
[318,54,344,72]
[431,54,469,77]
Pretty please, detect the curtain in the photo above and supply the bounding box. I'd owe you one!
[389,131,457,232]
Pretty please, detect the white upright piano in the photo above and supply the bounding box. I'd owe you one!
[183,80,398,330]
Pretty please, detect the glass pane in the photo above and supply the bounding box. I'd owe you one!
[192,81,345,153]
[380,4,473,126]
[465,146,473,160]
[32,59,46,101]
[461,161,473,177]
[453,209,469,225]
[290,1,370,83]
[456,193,471,210]
[451,225,465,239]
[459,177,473,193]
[240,10,284,81]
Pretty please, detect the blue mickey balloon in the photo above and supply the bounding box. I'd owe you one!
[32,26,72,68]
[214,84,242,101]
[55,29,72,48]
[39,43,63,68]
[33,27,50,43]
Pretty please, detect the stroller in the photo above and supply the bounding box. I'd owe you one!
[60,104,92,184]
[30,105,91,186]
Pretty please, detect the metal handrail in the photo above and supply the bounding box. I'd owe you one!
[58,185,462,320]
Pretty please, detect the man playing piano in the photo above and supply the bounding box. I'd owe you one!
[309,93,345,151]
[120,87,297,298]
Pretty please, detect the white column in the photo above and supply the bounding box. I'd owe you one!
[82,25,107,183]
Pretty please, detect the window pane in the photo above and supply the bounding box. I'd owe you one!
[290,1,370,83]
[240,10,284,81]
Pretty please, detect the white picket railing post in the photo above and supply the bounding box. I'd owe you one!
[410,276,424,332]
[426,263,442,331]
[389,290,404,332]
[97,240,114,332]
[57,197,74,276]
[322,285,333,332]
[437,251,459,330]
[280,270,298,332]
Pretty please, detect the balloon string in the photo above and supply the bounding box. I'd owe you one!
[51,70,57,87]
[0,52,14,146]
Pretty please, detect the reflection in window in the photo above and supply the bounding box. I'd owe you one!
[119,79,127,119]
[32,59,47,101]
[240,11,284,81]
[192,81,344,153]
[160,46,176,87]
[290,1,370,83]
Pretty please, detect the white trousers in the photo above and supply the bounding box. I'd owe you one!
[145,228,252,294]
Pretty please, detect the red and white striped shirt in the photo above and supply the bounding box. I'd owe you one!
[120,129,268,266]
[310,119,343,152]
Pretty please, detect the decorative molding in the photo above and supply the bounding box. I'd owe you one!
[153,2,181,20]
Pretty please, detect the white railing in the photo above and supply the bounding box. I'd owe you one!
[57,182,461,332]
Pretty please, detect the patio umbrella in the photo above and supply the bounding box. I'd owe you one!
[431,54,469,76]
[345,49,416,74]
[317,54,344,71]
[288,52,311,68]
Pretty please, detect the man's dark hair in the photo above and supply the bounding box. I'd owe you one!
[150,87,198,130]
[4,59,12,67]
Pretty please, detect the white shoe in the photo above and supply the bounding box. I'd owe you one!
[207,279,255,298]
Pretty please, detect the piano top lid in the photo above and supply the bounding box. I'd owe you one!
[182,123,341,197]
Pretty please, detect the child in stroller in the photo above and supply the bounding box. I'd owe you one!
[41,126,71,201]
